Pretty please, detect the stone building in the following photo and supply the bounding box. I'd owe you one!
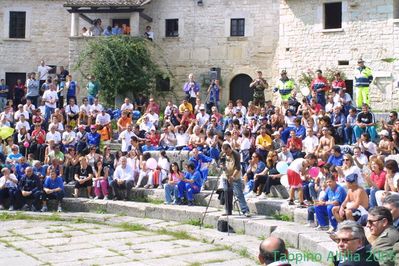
[1,0,399,109]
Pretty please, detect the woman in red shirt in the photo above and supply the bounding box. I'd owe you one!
[31,123,46,161]
[365,158,386,208]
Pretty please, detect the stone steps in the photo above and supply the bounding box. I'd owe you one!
[58,198,334,265]
[64,183,307,225]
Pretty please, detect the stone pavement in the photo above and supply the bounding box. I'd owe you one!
[0,211,327,266]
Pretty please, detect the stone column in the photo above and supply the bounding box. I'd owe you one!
[130,12,140,37]
[70,13,80,37]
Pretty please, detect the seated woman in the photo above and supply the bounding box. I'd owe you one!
[73,157,93,198]
[93,160,109,200]
[41,169,64,212]
[244,152,266,199]
[375,159,399,206]
[0,168,18,211]
[259,151,284,199]
[365,158,386,208]
[175,162,202,206]
[164,162,183,204]
[153,151,170,189]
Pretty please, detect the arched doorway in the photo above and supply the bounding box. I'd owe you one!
[229,74,253,106]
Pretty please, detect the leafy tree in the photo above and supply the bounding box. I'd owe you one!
[75,36,169,106]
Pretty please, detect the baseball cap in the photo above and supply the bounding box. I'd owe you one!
[90,125,97,129]
[345,173,358,183]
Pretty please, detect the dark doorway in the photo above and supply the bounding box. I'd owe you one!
[112,19,130,34]
[5,72,26,89]
[345,80,353,99]
[230,74,253,106]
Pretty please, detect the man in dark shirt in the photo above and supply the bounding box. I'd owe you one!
[17,167,43,211]
[0,79,9,112]
[353,103,377,142]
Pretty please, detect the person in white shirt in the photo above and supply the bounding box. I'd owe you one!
[121,98,134,114]
[146,109,159,128]
[174,125,190,150]
[302,128,319,155]
[62,125,77,147]
[65,98,79,125]
[46,126,62,145]
[118,124,136,153]
[23,99,36,118]
[0,168,18,211]
[42,85,58,123]
[15,114,30,132]
[139,116,154,133]
[196,105,210,129]
[89,98,103,122]
[14,105,29,122]
[164,101,178,119]
[37,60,53,86]
[159,125,177,150]
[48,117,64,133]
[110,157,134,200]
[95,109,111,126]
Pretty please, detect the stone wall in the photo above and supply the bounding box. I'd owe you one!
[275,0,399,110]
[0,0,70,83]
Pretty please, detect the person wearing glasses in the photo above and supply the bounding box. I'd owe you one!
[367,206,399,266]
[332,221,379,266]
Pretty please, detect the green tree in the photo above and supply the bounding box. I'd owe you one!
[75,36,168,106]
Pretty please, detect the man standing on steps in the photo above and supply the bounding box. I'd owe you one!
[221,142,250,217]
[354,58,373,109]
[258,236,291,266]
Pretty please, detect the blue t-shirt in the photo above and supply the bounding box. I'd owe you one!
[323,184,347,205]
[327,154,344,167]
[44,176,64,191]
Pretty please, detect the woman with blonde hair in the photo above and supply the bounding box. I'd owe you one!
[364,158,386,208]
[336,154,364,187]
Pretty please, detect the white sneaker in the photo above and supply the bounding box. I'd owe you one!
[245,191,257,199]
[103,196,109,200]
[57,206,62,212]
[94,196,99,200]
[257,193,267,200]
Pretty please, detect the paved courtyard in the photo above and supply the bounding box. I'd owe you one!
[0,219,256,266]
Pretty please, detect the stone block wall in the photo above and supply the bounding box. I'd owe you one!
[275,0,399,110]
[0,0,70,83]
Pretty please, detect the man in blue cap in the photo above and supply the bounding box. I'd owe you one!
[332,173,369,224]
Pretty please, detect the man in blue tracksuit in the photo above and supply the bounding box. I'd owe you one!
[189,148,213,187]
[17,167,43,211]
[314,174,346,231]
[176,162,202,206]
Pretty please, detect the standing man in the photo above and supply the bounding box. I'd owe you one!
[86,75,100,105]
[273,70,295,102]
[42,82,58,123]
[183,73,200,109]
[57,66,69,108]
[37,60,54,87]
[310,69,329,107]
[206,79,221,112]
[250,70,268,107]
[26,72,40,108]
[355,58,373,109]
[0,79,9,112]
[221,142,250,217]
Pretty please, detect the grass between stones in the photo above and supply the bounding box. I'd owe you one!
[183,219,214,229]
[272,211,293,222]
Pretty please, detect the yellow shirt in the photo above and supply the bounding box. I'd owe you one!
[256,134,272,149]
[178,103,193,114]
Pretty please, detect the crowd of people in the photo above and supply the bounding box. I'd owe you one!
[0,57,398,265]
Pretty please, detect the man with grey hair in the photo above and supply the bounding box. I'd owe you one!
[110,157,134,201]
[333,220,379,266]
[367,206,399,266]
[258,236,290,266]
[382,194,399,230]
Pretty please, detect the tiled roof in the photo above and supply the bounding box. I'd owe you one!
[64,0,151,7]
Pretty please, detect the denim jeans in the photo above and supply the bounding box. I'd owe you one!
[164,183,178,204]
[88,95,95,105]
[45,105,55,123]
[222,178,249,214]
[366,187,379,208]
[353,125,377,142]
[308,182,318,200]
[344,126,356,145]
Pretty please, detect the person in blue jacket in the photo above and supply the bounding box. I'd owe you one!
[176,162,202,206]
[87,125,100,149]
[41,169,64,212]
[188,148,213,188]
[17,167,43,211]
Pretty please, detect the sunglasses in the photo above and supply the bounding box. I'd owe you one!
[366,217,384,226]
[333,238,359,244]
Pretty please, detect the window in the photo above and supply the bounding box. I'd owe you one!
[324,2,342,29]
[394,0,399,19]
[230,18,245,36]
[9,11,26,38]
[165,19,178,37]
[338,60,349,66]
[156,76,171,91]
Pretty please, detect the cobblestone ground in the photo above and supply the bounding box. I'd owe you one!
[0,219,256,266]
